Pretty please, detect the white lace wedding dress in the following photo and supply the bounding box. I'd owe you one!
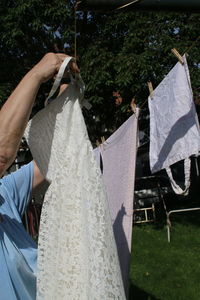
[25,57,126,300]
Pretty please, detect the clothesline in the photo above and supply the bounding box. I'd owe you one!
[139,38,200,111]
[73,6,200,114]
[184,35,200,56]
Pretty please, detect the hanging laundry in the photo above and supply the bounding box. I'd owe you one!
[95,109,139,295]
[149,55,200,194]
[25,57,126,300]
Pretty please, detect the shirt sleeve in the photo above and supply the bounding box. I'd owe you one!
[1,161,34,217]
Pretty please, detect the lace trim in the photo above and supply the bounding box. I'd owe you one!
[25,82,126,300]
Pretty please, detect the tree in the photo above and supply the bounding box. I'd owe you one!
[0,0,75,111]
[1,2,200,144]
[76,10,200,142]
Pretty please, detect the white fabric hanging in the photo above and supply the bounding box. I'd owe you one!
[25,57,126,300]
[148,55,200,194]
[95,110,139,295]
[165,158,191,195]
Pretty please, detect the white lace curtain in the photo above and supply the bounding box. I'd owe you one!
[25,57,126,300]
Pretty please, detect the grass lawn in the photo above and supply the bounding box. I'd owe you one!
[129,211,200,300]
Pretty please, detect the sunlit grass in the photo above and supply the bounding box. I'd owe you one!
[129,212,200,300]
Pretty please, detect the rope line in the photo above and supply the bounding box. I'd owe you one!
[74,1,82,63]
[74,4,77,62]
[74,2,200,110]
[184,35,200,55]
[116,0,140,10]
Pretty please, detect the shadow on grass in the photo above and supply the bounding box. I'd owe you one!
[129,283,161,300]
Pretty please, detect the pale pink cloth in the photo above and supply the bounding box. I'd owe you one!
[96,109,139,294]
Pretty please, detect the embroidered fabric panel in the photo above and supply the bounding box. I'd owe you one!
[149,55,200,174]
[25,81,126,300]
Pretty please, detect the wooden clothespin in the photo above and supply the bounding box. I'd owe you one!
[130,98,137,114]
[101,136,105,144]
[171,48,184,64]
[147,81,154,99]
[96,140,100,147]
[99,136,106,151]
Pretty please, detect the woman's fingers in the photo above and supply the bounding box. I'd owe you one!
[70,60,80,73]
[57,54,80,74]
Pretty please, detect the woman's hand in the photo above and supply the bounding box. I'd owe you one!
[30,53,80,84]
[0,52,80,176]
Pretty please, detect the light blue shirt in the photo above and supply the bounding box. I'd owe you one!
[0,162,37,300]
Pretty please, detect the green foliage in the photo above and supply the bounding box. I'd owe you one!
[0,83,13,106]
[0,2,200,142]
[0,0,74,106]
[77,11,200,141]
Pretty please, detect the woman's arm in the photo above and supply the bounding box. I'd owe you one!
[0,53,78,176]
